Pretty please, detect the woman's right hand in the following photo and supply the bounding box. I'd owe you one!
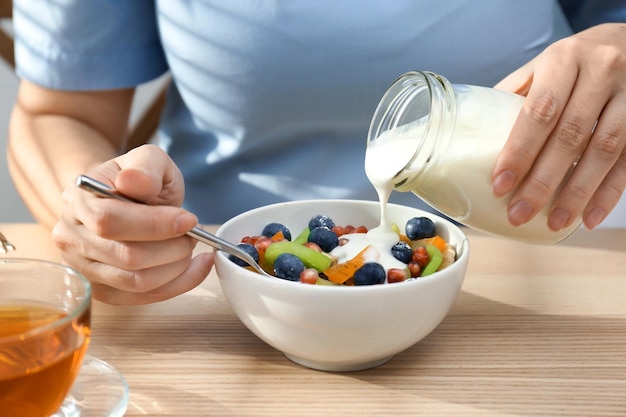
[52,144,214,305]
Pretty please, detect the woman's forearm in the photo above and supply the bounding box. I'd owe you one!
[7,108,118,227]
[7,81,135,229]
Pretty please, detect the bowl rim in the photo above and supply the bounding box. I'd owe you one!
[214,199,469,293]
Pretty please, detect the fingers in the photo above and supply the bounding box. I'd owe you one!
[493,29,626,230]
[53,218,214,305]
[79,192,197,241]
[583,154,626,229]
[493,61,534,96]
[492,45,579,201]
[58,222,199,273]
[114,144,186,206]
[563,94,626,230]
[85,253,213,305]
[52,143,210,305]
[64,184,197,242]
[504,71,606,227]
[65,145,197,242]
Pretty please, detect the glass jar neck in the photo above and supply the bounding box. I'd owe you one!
[367,71,456,191]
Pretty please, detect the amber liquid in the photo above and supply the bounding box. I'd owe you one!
[0,303,91,417]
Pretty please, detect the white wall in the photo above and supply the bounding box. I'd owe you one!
[0,59,30,222]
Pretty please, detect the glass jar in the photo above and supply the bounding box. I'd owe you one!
[366,71,581,244]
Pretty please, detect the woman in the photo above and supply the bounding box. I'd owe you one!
[8,0,626,304]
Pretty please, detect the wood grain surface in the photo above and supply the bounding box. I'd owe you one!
[1,223,625,416]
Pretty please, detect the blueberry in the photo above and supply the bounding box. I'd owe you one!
[405,216,436,240]
[262,222,292,240]
[229,243,259,267]
[307,227,339,252]
[308,214,335,231]
[273,253,305,281]
[353,263,386,286]
[391,241,412,264]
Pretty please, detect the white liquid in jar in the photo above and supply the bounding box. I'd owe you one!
[364,85,579,244]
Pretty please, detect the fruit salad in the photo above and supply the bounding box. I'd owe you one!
[229,214,456,285]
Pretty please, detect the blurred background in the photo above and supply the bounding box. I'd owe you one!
[0,52,27,221]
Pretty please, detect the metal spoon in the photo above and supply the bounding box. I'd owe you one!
[75,175,273,278]
[0,231,16,253]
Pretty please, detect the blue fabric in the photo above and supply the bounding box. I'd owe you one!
[559,0,626,31]
[13,0,584,222]
[13,0,167,89]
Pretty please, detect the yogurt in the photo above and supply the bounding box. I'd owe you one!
[329,229,407,272]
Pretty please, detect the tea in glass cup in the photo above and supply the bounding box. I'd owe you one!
[0,258,91,417]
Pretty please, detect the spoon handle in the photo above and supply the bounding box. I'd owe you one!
[75,175,267,275]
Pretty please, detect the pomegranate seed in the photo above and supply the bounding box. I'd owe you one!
[303,242,323,252]
[332,225,346,236]
[300,268,319,285]
[412,245,430,268]
[254,236,273,251]
[387,268,408,283]
[408,261,422,278]
[241,235,256,245]
[344,225,356,234]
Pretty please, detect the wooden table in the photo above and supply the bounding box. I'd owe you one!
[1,223,625,416]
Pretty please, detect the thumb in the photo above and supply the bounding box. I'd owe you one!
[493,61,534,96]
[114,144,185,206]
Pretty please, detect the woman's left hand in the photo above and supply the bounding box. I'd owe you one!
[492,22,626,231]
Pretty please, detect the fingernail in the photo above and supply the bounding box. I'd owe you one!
[508,200,533,226]
[175,212,198,234]
[548,207,571,231]
[584,207,605,230]
[493,170,517,197]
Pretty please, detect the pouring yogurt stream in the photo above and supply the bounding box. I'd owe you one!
[361,71,581,248]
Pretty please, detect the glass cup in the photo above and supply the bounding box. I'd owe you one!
[0,258,127,417]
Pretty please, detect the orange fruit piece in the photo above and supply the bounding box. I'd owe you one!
[421,235,447,253]
[323,245,380,285]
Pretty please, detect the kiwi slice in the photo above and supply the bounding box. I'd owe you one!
[292,227,310,245]
[264,241,333,272]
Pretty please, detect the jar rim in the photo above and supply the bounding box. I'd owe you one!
[367,70,454,189]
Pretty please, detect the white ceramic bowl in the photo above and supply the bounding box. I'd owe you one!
[214,200,469,372]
